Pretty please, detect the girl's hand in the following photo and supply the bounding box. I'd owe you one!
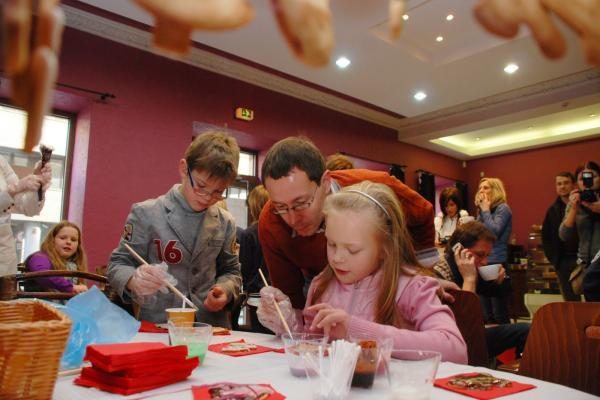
[304,303,349,339]
[72,284,88,294]
[204,285,227,312]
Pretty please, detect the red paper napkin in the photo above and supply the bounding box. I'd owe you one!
[79,365,195,389]
[192,383,285,400]
[103,356,200,378]
[139,320,168,333]
[75,371,191,396]
[209,339,279,357]
[85,342,188,372]
[434,373,536,399]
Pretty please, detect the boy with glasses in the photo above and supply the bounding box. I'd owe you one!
[258,136,434,309]
[107,131,242,326]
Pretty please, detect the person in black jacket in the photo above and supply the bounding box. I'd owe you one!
[542,171,580,301]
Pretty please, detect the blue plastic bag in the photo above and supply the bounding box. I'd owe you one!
[54,286,141,369]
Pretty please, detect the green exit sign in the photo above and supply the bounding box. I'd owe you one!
[235,107,254,121]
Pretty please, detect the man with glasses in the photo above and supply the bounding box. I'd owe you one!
[435,221,529,364]
[258,136,434,309]
[108,131,242,327]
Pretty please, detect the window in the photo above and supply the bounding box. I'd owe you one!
[225,149,258,229]
[0,104,73,263]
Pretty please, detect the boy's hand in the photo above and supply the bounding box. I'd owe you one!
[204,285,227,311]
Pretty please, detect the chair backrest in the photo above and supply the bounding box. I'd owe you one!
[447,289,489,367]
[519,302,600,395]
[0,270,110,301]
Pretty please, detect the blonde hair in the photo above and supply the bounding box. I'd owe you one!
[477,177,507,209]
[312,181,422,327]
[40,221,88,272]
[248,185,269,224]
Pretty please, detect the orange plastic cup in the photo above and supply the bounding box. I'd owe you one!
[166,307,195,326]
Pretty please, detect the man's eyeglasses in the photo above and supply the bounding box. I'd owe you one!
[271,186,318,215]
[187,168,228,200]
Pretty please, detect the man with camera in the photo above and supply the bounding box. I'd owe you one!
[559,161,600,296]
[542,172,579,300]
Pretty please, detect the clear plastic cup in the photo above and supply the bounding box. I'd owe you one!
[167,322,212,364]
[349,336,393,389]
[387,350,441,400]
[281,332,328,377]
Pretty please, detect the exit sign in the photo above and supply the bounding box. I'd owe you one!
[235,107,254,121]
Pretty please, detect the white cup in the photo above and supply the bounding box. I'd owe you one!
[478,264,501,281]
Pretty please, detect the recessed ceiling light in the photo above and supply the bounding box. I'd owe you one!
[436,36,444,42]
[335,56,351,69]
[590,113,597,117]
[414,91,427,101]
[475,137,481,141]
[402,14,409,21]
[446,14,454,21]
[504,63,519,74]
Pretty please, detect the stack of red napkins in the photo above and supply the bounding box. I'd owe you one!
[74,342,198,395]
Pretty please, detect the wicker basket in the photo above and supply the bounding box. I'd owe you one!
[0,300,72,400]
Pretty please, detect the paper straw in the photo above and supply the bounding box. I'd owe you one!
[258,268,293,338]
[123,242,197,310]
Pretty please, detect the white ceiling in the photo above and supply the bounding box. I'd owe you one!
[69,0,600,159]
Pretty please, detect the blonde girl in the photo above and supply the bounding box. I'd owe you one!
[258,181,467,363]
[475,177,512,324]
[25,221,88,293]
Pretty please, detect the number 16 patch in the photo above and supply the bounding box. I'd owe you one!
[153,239,183,264]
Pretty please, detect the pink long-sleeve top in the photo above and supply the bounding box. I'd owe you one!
[304,269,468,364]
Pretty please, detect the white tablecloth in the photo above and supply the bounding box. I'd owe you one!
[53,331,598,400]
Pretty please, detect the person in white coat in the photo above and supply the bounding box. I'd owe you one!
[0,155,52,276]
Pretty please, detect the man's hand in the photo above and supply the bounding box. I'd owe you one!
[256,286,299,334]
[204,285,228,312]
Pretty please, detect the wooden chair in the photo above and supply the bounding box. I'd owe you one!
[447,289,489,367]
[518,302,600,395]
[0,270,113,302]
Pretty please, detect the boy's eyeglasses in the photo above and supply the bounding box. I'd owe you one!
[187,168,228,200]
[271,186,318,215]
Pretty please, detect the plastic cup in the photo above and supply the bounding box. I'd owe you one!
[281,332,328,377]
[349,336,392,389]
[477,264,501,281]
[167,322,212,364]
[387,350,441,400]
[165,307,196,326]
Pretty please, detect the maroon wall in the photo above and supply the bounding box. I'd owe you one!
[465,138,600,250]
[56,28,462,268]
